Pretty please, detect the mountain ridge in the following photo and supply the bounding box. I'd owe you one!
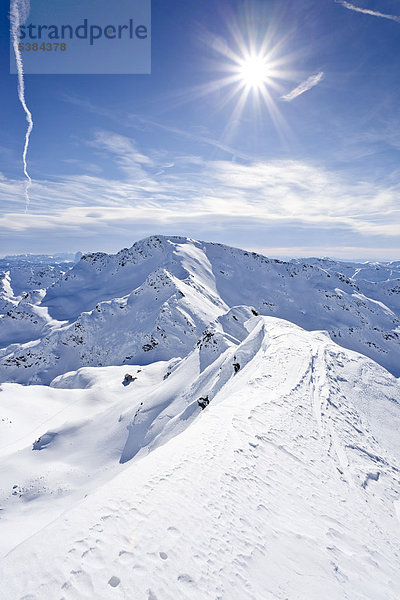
[0,235,399,383]
[1,312,399,598]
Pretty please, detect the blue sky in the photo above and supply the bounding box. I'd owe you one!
[1,0,400,259]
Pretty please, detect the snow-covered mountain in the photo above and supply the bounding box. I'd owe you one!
[0,254,74,318]
[1,312,400,598]
[1,236,399,599]
[0,235,399,383]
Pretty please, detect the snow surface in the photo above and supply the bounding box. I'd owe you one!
[0,237,400,599]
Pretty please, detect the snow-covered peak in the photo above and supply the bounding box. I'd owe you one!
[0,235,399,384]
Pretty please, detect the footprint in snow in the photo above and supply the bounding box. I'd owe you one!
[178,574,195,584]
[167,526,179,535]
[108,575,120,588]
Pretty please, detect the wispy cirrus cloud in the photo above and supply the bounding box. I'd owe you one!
[60,93,257,161]
[1,130,400,250]
[281,72,324,102]
[336,1,400,23]
[88,130,154,179]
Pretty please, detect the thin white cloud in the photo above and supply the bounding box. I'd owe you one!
[88,130,155,180]
[253,246,400,261]
[336,1,400,23]
[60,93,257,161]
[281,72,324,102]
[0,135,399,241]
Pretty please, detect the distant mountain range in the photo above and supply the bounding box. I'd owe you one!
[1,235,399,383]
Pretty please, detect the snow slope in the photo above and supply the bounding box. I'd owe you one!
[1,314,400,599]
[0,235,399,384]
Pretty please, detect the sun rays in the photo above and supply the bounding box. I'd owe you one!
[190,16,298,148]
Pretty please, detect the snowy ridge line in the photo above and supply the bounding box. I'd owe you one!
[0,235,399,385]
[0,313,400,598]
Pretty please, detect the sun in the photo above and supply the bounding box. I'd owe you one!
[238,54,271,90]
[167,20,295,143]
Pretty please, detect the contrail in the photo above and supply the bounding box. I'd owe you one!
[336,1,400,23]
[281,72,324,102]
[10,0,33,212]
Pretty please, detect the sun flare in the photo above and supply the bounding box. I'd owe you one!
[181,23,295,143]
[238,54,271,90]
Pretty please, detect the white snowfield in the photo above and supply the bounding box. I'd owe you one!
[1,311,400,599]
[0,236,400,599]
